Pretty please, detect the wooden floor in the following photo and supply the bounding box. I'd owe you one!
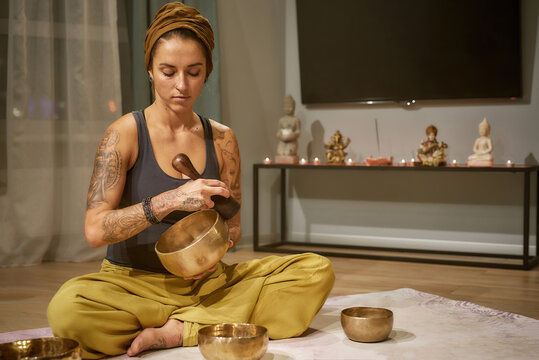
[1,248,538,333]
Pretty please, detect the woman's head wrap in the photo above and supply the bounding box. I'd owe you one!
[144,2,214,77]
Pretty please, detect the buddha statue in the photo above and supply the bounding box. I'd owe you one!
[275,94,301,163]
[467,117,493,167]
[416,125,448,166]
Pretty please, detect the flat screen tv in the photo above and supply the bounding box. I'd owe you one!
[296,0,522,105]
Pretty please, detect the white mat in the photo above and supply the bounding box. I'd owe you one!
[2,288,538,359]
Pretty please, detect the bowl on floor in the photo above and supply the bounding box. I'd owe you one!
[341,306,394,342]
[0,337,81,360]
[198,323,268,360]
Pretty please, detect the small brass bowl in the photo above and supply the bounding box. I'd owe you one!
[198,323,268,360]
[341,307,394,343]
[0,337,81,360]
[156,209,229,278]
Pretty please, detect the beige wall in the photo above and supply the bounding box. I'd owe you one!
[218,0,286,244]
[219,0,538,254]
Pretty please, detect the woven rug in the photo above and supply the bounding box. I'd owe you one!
[1,288,538,359]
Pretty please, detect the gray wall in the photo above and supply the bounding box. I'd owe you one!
[218,0,286,245]
[219,0,538,254]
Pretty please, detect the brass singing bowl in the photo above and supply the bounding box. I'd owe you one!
[155,209,229,278]
[0,337,81,360]
[198,323,269,360]
[341,307,394,343]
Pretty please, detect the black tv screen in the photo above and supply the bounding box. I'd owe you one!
[296,0,522,105]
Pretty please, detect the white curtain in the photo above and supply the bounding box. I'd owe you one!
[0,0,122,265]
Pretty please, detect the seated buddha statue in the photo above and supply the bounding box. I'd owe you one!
[276,94,301,163]
[467,117,494,167]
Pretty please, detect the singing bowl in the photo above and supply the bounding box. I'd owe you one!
[341,307,394,343]
[198,323,268,360]
[0,337,81,360]
[155,209,229,278]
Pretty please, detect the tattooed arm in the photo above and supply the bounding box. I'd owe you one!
[85,115,232,248]
[212,120,242,246]
[84,115,148,247]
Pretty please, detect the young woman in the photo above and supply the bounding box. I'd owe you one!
[47,3,334,358]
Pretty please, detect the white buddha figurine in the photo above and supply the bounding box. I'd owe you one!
[467,117,494,167]
[275,94,301,163]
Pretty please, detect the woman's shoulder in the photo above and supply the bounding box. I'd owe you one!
[208,119,236,141]
[208,119,240,169]
[110,111,137,129]
[102,112,139,168]
[104,112,138,140]
[208,118,231,132]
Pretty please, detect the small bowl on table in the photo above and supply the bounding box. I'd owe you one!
[341,307,394,343]
[155,209,229,278]
[198,323,268,360]
[0,337,82,360]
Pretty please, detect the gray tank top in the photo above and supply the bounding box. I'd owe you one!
[105,110,221,273]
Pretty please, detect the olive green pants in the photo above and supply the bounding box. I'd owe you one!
[47,253,335,358]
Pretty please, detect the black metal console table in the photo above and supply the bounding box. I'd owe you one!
[253,163,539,270]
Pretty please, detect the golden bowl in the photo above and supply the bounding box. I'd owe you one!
[198,323,268,360]
[155,209,229,278]
[0,337,81,360]
[341,307,393,343]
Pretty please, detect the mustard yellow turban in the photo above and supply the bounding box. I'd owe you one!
[144,2,214,77]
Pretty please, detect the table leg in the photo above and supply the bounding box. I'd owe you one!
[253,165,260,249]
[523,171,530,268]
[280,168,287,243]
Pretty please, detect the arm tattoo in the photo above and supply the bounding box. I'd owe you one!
[214,128,241,198]
[102,205,147,243]
[153,190,204,215]
[87,129,122,209]
[213,126,242,245]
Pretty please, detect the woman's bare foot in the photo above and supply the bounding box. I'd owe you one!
[127,319,184,357]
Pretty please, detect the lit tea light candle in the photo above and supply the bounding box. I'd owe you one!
[400,158,406,166]
[409,158,416,166]
[313,156,321,165]
[263,157,271,164]
[506,159,514,167]
[451,159,458,166]
[345,157,354,165]
[299,157,307,165]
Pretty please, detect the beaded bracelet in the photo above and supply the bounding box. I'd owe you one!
[142,197,160,225]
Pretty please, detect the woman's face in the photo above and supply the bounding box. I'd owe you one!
[149,36,206,114]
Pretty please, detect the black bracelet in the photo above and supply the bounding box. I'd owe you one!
[142,197,160,225]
